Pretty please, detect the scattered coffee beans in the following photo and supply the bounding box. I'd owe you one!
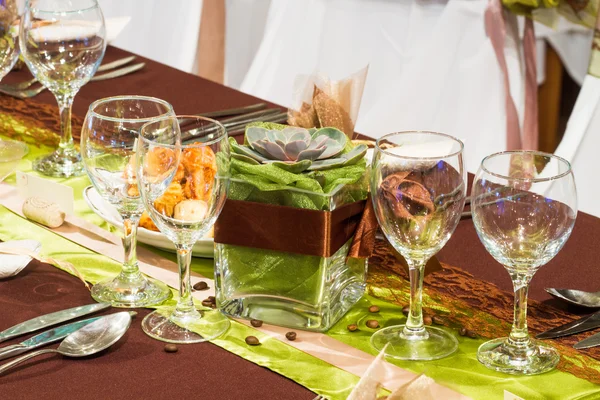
[245,336,260,346]
[402,305,410,316]
[366,320,380,329]
[164,344,178,353]
[467,330,478,339]
[423,316,433,326]
[458,327,467,336]
[285,331,297,341]
[368,305,380,313]
[347,324,358,332]
[250,319,263,327]
[201,300,214,308]
[432,315,445,325]
[193,281,209,291]
[207,296,216,302]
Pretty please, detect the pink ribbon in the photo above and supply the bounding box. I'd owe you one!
[485,0,539,151]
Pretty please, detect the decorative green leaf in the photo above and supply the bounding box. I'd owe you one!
[232,153,260,165]
[266,159,312,173]
[341,144,368,165]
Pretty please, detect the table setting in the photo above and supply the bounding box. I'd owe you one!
[0,1,600,399]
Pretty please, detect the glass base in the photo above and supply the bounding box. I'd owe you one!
[91,273,171,308]
[477,337,559,375]
[371,325,458,361]
[33,148,84,177]
[142,308,230,344]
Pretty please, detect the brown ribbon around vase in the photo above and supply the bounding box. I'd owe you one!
[214,196,378,258]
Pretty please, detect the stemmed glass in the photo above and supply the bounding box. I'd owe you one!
[0,0,20,80]
[471,151,577,374]
[20,0,106,177]
[80,96,173,307]
[137,115,230,343]
[370,131,466,360]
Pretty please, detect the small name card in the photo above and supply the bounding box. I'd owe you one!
[16,171,74,215]
[504,390,526,400]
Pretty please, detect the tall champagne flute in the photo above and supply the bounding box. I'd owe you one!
[81,96,173,307]
[472,151,577,374]
[20,0,106,177]
[0,0,20,80]
[371,131,466,360]
[137,115,230,343]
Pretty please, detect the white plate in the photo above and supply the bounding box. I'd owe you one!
[83,186,214,258]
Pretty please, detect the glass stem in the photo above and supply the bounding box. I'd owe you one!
[508,272,533,349]
[121,216,141,277]
[55,92,76,153]
[173,245,196,319]
[402,258,428,339]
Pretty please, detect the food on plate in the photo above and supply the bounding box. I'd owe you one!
[138,143,217,237]
[173,199,208,222]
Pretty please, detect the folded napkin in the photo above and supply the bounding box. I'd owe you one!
[347,344,438,400]
[0,239,41,279]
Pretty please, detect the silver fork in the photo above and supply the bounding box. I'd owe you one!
[0,62,145,99]
[0,55,137,91]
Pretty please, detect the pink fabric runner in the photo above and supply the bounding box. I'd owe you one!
[485,0,539,151]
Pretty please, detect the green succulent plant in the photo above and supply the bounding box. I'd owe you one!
[232,125,367,172]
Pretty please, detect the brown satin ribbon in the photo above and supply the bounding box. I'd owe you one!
[214,196,378,258]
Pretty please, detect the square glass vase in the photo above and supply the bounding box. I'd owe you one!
[214,177,368,332]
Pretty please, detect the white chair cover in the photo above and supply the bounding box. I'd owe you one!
[98,0,203,73]
[240,0,525,173]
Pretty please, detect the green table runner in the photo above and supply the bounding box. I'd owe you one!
[1,113,600,399]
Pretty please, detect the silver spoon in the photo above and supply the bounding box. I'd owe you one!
[0,311,132,375]
[545,288,600,309]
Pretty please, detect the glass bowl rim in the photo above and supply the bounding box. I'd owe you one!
[480,150,572,183]
[87,95,174,124]
[138,115,227,149]
[30,0,100,14]
[375,130,464,161]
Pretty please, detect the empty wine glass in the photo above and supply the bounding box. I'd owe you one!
[81,95,174,308]
[370,131,466,360]
[137,115,230,343]
[0,0,20,80]
[20,0,106,177]
[472,151,577,375]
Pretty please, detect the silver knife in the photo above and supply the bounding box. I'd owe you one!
[91,62,145,82]
[574,332,600,349]
[536,310,600,339]
[0,311,136,360]
[96,55,136,72]
[0,303,110,344]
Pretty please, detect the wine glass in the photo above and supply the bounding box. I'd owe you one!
[370,131,466,360]
[20,0,106,177]
[0,0,20,80]
[137,115,230,343]
[80,96,174,308]
[472,151,577,375]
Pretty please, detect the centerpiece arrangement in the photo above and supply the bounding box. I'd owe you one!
[214,122,375,331]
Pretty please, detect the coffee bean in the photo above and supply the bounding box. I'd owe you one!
[193,281,209,291]
[250,319,263,327]
[164,344,178,353]
[423,316,433,326]
[432,315,445,325]
[347,324,358,332]
[245,336,260,346]
[402,305,410,316]
[458,327,467,336]
[368,305,380,313]
[285,331,297,341]
[366,320,379,329]
[467,330,478,339]
[201,300,213,308]
[207,296,216,303]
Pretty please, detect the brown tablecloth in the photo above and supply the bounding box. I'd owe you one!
[1,46,599,398]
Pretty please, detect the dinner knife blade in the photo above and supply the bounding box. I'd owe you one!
[0,303,110,343]
[536,311,600,339]
[574,332,600,349]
